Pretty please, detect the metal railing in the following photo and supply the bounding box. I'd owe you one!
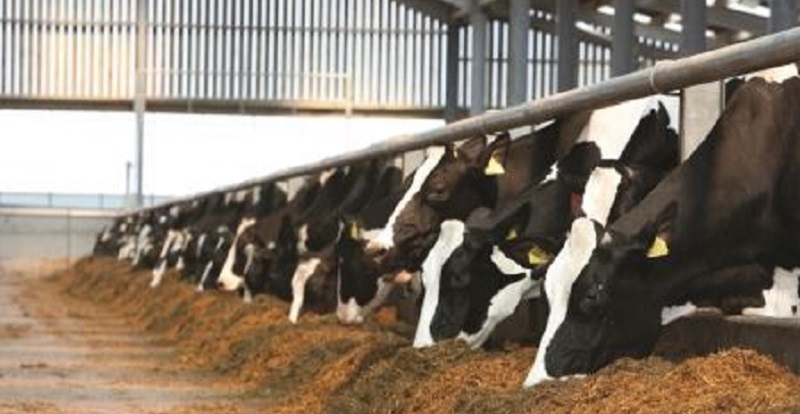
[120,27,800,216]
[0,192,172,210]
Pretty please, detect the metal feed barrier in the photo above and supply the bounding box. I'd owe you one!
[126,26,800,214]
[120,27,800,373]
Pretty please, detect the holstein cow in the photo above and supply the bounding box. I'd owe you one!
[418,97,679,348]
[287,160,404,322]
[334,176,407,324]
[150,182,288,288]
[93,217,129,257]
[214,174,328,300]
[526,68,800,386]
[170,191,247,290]
[338,115,592,324]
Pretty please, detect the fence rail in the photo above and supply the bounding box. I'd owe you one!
[0,192,172,210]
[125,26,800,215]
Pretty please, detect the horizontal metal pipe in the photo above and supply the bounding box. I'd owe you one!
[125,27,800,215]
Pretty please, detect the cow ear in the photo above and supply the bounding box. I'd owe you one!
[443,142,459,161]
[557,142,602,192]
[478,132,511,176]
[340,216,361,240]
[502,237,556,268]
[639,202,678,258]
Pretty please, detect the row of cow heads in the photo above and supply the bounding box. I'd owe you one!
[336,133,520,324]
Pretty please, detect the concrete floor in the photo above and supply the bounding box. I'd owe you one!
[0,260,249,414]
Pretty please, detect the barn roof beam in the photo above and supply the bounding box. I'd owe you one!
[631,0,766,36]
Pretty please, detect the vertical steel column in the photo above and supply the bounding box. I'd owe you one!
[769,0,797,33]
[507,0,529,104]
[681,0,706,55]
[557,0,577,91]
[611,0,634,77]
[470,1,487,115]
[133,0,148,207]
[679,0,716,161]
[445,23,460,122]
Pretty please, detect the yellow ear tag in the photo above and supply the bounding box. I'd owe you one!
[484,155,506,176]
[647,236,669,258]
[506,228,518,241]
[348,222,360,239]
[528,246,552,266]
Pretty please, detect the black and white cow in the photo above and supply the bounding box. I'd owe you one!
[287,160,404,322]
[416,96,679,348]
[525,67,800,386]
[213,174,326,299]
[149,183,288,288]
[337,118,590,324]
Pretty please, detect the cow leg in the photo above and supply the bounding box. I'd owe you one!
[288,258,323,323]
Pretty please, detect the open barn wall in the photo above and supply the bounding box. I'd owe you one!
[0,0,681,118]
[0,208,113,262]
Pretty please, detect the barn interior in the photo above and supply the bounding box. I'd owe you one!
[1,1,800,413]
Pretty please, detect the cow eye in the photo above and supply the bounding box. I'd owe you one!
[579,281,608,315]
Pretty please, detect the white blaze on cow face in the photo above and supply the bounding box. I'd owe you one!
[197,261,215,292]
[524,218,599,386]
[581,167,623,226]
[288,257,323,323]
[150,230,176,288]
[216,218,257,292]
[100,227,112,243]
[413,219,466,348]
[297,224,309,255]
[196,233,208,258]
[117,235,136,260]
[131,225,153,266]
[151,260,169,288]
[661,302,698,325]
[459,247,539,349]
[542,165,559,184]
[243,243,257,276]
[372,147,446,249]
[743,267,800,317]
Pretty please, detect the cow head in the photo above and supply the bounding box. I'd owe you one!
[527,203,677,384]
[337,219,388,324]
[235,215,299,301]
[373,135,510,274]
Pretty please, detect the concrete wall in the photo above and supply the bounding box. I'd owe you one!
[0,208,114,263]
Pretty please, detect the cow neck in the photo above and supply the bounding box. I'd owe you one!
[374,148,446,248]
[328,162,383,219]
[492,129,559,206]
